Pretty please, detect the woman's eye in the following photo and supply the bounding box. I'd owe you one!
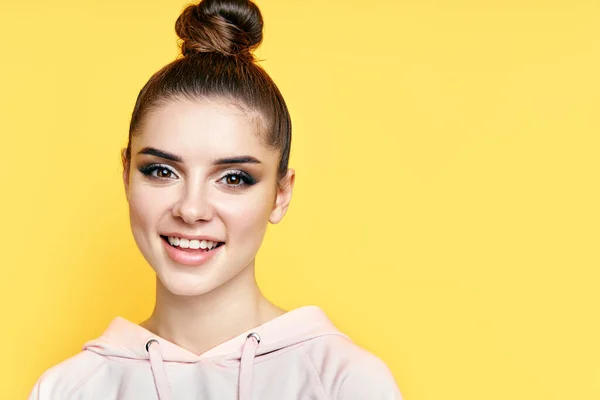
[154,168,174,179]
[218,171,256,188]
[225,175,242,185]
[138,164,178,180]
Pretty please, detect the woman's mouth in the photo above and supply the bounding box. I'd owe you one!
[160,235,224,252]
[160,235,225,266]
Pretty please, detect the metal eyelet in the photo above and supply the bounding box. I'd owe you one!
[247,332,261,343]
[145,338,159,352]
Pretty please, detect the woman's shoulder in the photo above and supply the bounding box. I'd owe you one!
[28,350,106,400]
[300,334,403,399]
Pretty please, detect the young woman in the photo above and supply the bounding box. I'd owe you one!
[29,1,402,399]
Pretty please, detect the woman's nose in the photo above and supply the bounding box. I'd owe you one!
[171,182,214,224]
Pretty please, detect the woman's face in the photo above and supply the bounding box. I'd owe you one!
[123,98,294,296]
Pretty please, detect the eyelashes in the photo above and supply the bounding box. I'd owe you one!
[218,170,257,187]
[138,163,177,180]
[136,163,257,189]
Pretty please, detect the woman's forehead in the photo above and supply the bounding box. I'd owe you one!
[133,98,276,164]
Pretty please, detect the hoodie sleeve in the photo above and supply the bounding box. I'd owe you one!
[27,379,40,400]
[337,354,403,400]
[25,352,107,400]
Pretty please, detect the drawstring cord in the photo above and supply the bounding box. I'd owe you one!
[145,332,261,400]
[146,339,172,400]
[238,332,261,400]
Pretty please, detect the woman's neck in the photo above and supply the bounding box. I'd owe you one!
[140,264,285,355]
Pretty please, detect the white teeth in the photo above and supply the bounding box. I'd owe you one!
[167,236,220,250]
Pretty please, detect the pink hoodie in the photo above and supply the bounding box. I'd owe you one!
[29,306,402,399]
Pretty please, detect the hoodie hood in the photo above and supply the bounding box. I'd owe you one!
[82,306,347,400]
[84,305,346,363]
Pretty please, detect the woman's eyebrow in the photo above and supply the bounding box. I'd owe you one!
[138,147,182,162]
[138,148,261,165]
[213,156,261,165]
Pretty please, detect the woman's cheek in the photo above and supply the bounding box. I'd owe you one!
[129,186,154,224]
[219,191,273,239]
[127,187,153,250]
[128,184,173,237]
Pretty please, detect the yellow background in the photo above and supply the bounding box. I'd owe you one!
[1,0,599,399]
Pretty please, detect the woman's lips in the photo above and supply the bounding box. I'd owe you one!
[160,236,224,266]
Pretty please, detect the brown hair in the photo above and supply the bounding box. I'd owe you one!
[124,0,291,181]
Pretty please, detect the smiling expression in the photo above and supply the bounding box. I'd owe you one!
[123,98,294,296]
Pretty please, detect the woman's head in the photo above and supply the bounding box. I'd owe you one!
[122,0,294,297]
[126,0,291,181]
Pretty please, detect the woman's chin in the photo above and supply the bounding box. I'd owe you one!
[148,248,258,297]
[157,272,221,297]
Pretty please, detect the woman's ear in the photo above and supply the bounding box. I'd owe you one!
[122,148,130,201]
[269,168,295,224]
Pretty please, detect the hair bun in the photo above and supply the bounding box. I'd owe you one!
[175,0,263,59]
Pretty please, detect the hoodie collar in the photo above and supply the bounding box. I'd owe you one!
[84,306,346,363]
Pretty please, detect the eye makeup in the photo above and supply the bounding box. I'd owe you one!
[137,163,179,180]
[216,170,257,189]
[137,162,258,189]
